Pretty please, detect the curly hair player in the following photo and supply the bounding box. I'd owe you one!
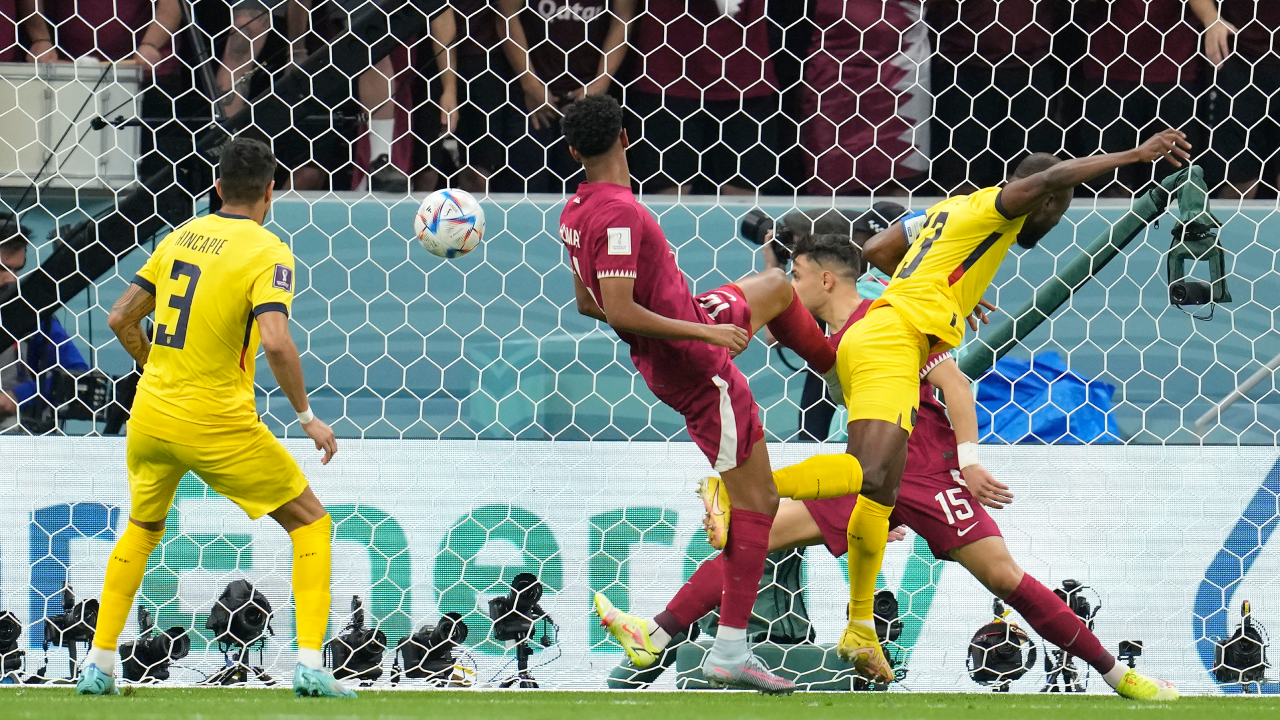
[596,234,1178,700]
[557,95,864,693]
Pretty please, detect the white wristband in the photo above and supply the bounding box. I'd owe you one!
[297,407,315,425]
[957,441,979,469]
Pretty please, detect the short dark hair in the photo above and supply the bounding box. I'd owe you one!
[1011,152,1062,180]
[218,137,277,204]
[563,95,623,158]
[792,233,863,278]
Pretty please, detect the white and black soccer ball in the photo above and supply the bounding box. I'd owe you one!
[414,189,484,259]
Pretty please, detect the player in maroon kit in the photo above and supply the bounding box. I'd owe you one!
[558,95,859,693]
[597,233,1178,700]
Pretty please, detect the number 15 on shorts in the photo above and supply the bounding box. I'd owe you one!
[934,487,973,526]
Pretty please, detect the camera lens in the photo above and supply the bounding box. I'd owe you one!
[1171,283,1187,304]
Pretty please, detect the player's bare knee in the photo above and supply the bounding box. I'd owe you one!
[985,560,1025,598]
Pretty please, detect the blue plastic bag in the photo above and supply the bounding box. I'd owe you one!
[975,352,1120,444]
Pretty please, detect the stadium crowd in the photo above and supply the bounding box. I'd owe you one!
[0,0,1274,198]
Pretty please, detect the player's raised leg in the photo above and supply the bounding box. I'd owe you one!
[951,538,1179,701]
[699,453,862,549]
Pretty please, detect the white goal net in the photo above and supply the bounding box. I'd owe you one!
[0,0,1278,695]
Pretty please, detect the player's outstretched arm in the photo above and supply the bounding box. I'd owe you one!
[926,356,1013,510]
[998,129,1192,219]
[259,310,337,464]
[598,276,749,355]
[107,282,157,369]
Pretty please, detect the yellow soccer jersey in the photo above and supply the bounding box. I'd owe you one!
[128,212,295,445]
[876,186,1026,350]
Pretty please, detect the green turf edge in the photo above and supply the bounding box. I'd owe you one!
[2,688,1280,720]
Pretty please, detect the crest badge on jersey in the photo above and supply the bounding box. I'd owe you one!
[607,227,631,255]
[273,264,293,291]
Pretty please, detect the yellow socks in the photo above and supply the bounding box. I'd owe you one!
[773,453,862,500]
[93,522,165,653]
[289,514,333,655]
[846,497,894,619]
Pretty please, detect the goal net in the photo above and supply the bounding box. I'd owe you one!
[0,0,1277,695]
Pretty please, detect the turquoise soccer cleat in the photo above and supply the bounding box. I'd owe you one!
[293,664,357,698]
[75,664,121,696]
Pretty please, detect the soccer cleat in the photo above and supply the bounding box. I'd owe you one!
[75,664,120,696]
[702,651,795,694]
[835,616,894,683]
[1114,668,1179,701]
[698,475,731,550]
[822,366,845,407]
[293,664,357,698]
[594,592,664,669]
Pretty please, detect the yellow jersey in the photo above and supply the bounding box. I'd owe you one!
[129,212,295,445]
[875,186,1026,350]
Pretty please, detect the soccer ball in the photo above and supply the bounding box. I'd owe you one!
[414,189,484,259]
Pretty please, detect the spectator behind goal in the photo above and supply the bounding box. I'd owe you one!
[626,0,780,195]
[1192,0,1280,199]
[928,0,1065,193]
[498,0,634,193]
[801,0,931,196]
[1073,0,1201,195]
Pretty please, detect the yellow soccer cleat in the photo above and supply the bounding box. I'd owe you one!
[835,614,894,684]
[594,592,663,669]
[1114,668,1180,701]
[698,476,731,550]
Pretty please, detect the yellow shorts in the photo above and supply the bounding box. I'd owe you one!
[837,304,930,434]
[126,423,309,522]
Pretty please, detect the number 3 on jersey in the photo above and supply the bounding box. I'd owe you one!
[155,260,201,349]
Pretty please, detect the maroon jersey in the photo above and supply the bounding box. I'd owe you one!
[559,182,732,389]
[631,0,777,100]
[1220,0,1280,60]
[519,0,611,98]
[830,300,959,479]
[1084,0,1200,84]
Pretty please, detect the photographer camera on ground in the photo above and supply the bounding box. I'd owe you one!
[741,202,911,440]
[0,216,111,435]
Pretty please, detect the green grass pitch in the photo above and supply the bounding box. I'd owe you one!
[2,689,1279,720]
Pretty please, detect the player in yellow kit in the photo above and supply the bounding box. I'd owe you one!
[832,129,1193,682]
[77,138,355,698]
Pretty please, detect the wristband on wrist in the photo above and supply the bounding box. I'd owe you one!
[32,39,53,47]
[957,441,979,469]
[297,407,315,425]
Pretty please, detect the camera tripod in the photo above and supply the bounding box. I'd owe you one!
[1041,650,1086,693]
[203,643,275,687]
[497,642,539,689]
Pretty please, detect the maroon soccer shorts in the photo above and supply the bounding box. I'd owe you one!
[803,470,1002,561]
[652,284,763,472]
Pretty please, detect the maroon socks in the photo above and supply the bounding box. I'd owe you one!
[767,289,835,373]
[656,508,774,635]
[656,555,723,636]
[1004,572,1117,675]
